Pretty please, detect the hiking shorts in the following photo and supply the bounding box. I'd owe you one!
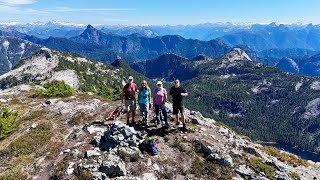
[124,100,136,112]
[173,103,184,114]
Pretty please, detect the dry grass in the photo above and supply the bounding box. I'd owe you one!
[22,110,47,122]
[262,146,309,167]
[0,168,28,180]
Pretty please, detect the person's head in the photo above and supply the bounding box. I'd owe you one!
[140,80,148,90]
[157,81,162,90]
[174,78,180,88]
[128,76,134,84]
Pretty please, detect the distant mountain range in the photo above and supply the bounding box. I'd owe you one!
[130,48,320,154]
[3,21,320,52]
[0,37,41,75]
[277,53,320,75]
[0,21,86,39]
[2,22,320,77]
[70,25,231,60]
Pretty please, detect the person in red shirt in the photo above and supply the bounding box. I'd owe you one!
[122,76,139,126]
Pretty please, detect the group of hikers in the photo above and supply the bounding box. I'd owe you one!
[121,76,188,131]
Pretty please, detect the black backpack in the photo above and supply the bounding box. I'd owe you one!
[148,139,159,156]
[139,139,159,156]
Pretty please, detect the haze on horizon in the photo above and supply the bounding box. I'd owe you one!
[0,0,319,25]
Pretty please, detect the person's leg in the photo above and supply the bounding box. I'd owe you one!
[139,103,145,122]
[124,100,130,124]
[180,104,187,130]
[155,105,160,124]
[143,104,148,122]
[173,104,179,125]
[161,107,168,126]
[131,100,136,123]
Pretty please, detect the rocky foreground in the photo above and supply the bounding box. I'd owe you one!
[0,85,319,180]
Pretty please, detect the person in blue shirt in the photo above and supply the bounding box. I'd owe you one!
[138,80,152,126]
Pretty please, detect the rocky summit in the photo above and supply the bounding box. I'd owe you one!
[0,84,319,179]
[0,48,319,179]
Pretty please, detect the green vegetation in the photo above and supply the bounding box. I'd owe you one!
[98,86,122,101]
[213,121,231,129]
[170,140,187,152]
[247,157,276,180]
[118,150,140,162]
[262,146,309,167]
[158,166,174,180]
[75,168,94,180]
[0,168,28,180]
[9,98,21,104]
[131,162,148,177]
[182,57,320,154]
[22,110,45,122]
[189,156,234,179]
[31,80,75,98]
[287,171,301,180]
[7,123,52,156]
[52,155,73,179]
[191,157,203,177]
[0,105,19,140]
[54,60,122,100]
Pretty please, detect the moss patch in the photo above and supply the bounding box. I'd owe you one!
[118,150,140,162]
[262,146,309,167]
[75,168,93,180]
[247,157,276,180]
[9,98,21,105]
[0,168,28,180]
[287,171,300,180]
[22,110,45,122]
[7,123,53,157]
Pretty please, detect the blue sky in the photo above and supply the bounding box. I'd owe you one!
[0,0,319,25]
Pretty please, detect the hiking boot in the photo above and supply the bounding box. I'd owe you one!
[176,121,180,127]
[132,120,136,126]
[164,123,170,129]
[150,119,156,123]
[181,124,188,132]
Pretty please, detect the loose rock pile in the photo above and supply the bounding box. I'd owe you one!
[78,121,147,179]
[97,121,147,151]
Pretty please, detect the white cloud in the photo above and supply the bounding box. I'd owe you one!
[0,4,45,14]
[0,0,36,6]
[51,7,135,12]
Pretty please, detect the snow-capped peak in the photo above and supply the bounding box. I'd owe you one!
[46,20,86,27]
[0,22,20,26]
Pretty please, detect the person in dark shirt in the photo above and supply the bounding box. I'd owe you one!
[169,78,188,130]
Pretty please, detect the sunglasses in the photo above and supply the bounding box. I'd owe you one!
[157,84,162,86]
[141,83,146,84]
[174,81,179,84]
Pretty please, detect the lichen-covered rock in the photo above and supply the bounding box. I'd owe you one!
[99,154,126,178]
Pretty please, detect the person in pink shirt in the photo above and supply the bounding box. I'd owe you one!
[153,81,169,127]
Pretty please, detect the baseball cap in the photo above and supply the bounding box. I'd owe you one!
[157,81,162,85]
[128,76,133,80]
